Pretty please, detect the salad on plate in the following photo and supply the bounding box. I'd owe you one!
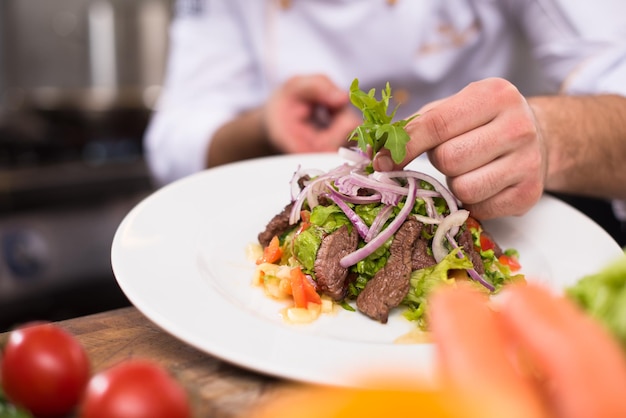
[251,79,524,329]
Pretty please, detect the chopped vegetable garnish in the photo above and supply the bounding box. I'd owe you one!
[257,235,283,265]
[290,266,322,308]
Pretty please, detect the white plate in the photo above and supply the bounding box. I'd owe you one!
[111,153,624,388]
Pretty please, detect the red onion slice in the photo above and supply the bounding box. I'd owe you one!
[335,173,405,205]
[378,170,459,215]
[432,209,470,263]
[338,146,371,167]
[325,187,370,240]
[365,204,394,242]
[340,177,418,268]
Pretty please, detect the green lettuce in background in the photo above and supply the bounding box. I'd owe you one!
[566,251,626,350]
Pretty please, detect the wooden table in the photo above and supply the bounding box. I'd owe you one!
[0,307,286,418]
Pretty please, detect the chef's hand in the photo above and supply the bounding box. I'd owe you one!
[373,77,547,220]
[263,74,361,154]
[430,283,626,418]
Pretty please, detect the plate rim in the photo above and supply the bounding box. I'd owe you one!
[111,153,624,387]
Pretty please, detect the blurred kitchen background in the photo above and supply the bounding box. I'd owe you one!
[0,0,173,331]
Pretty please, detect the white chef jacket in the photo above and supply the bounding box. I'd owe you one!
[145,0,626,186]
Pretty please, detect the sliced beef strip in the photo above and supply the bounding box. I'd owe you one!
[297,175,310,189]
[411,231,437,271]
[457,226,485,275]
[258,202,295,247]
[356,217,422,323]
[314,225,359,301]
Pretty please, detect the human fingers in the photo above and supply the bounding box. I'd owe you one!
[373,78,511,171]
[428,84,544,218]
[264,78,326,153]
[287,74,356,148]
[426,92,539,178]
[312,108,361,151]
[428,283,547,418]
[277,103,359,153]
[375,78,546,218]
[283,74,350,109]
[265,75,353,153]
[264,97,316,153]
[495,283,626,418]
[444,147,544,219]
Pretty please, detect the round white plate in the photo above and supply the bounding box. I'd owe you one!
[111,153,624,387]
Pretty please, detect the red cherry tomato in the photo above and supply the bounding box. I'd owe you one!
[80,360,191,418]
[1,322,90,418]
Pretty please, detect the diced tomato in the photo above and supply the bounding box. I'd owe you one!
[290,267,321,308]
[299,210,311,232]
[302,278,322,306]
[499,254,522,272]
[295,211,311,239]
[465,216,482,232]
[257,235,283,265]
[290,210,312,256]
[479,234,496,252]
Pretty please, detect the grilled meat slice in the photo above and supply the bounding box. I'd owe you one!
[457,226,485,275]
[314,225,359,300]
[356,218,422,323]
[411,228,437,271]
[258,202,294,247]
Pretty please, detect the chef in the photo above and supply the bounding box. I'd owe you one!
[144,0,626,238]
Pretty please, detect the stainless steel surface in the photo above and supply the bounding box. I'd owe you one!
[0,0,171,330]
[1,0,172,112]
[0,191,148,302]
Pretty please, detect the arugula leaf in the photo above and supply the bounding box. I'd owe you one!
[348,78,418,164]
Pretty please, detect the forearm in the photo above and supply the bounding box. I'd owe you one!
[206,107,278,168]
[529,94,626,199]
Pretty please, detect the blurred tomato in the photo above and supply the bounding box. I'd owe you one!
[79,360,191,418]
[1,322,90,417]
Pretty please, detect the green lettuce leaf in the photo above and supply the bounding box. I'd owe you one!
[403,249,474,329]
[309,204,351,232]
[293,227,324,273]
[566,252,626,350]
[292,204,352,274]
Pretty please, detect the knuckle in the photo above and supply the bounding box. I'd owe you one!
[481,78,524,108]
[284,75,301,89]
[285,75,313,93]
[423,111,451,145]
[513,182,543,216]
[429,144,459,175]
[447,176,476,204]
[507,111,538,144]
[489,77,517,96]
